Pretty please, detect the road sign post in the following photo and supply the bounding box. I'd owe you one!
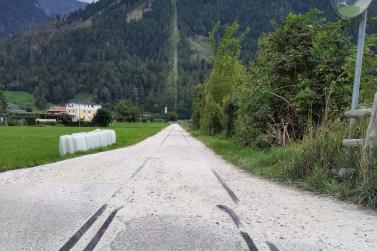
[331,0,374,135]
[350,10,368,133]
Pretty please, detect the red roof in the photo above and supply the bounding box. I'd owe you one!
[48,106,66,112]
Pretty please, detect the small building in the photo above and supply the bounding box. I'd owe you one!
[65,103,101,122]
[46,105,66,121]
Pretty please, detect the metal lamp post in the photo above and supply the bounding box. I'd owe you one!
[331,0,373,134]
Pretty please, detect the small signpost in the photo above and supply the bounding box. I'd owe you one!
[332,0,377,183]
[331,0,373,133]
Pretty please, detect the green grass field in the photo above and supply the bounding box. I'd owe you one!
[4,91,36,110]
[0,123,167,172]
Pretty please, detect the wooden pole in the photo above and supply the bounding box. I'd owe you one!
[360,93,377,184]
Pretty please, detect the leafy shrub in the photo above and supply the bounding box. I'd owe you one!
[166,111,178,122]
[235,11,358,146]
[25,117,36,126]
[61,113,72,125]
[92,108,112,127]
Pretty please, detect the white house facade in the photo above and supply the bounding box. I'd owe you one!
[65,103,102,122]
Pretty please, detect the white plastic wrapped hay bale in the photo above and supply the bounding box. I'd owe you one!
[110,130,116,144]
[59,136,69,156]
[99,131,107,147]
[93,130,102,148]
[84,133,94,150]
[59,135,75,156]
[59,129,117,156]
[71,133,87,152]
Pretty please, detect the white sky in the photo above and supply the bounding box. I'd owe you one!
[78,0,98,3]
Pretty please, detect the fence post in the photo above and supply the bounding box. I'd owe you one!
[360,93,377,184]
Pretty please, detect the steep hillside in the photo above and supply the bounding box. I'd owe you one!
[38,0,88,17]
[0,0,48,37]
[0,0,376,117]
[0,0,171,112]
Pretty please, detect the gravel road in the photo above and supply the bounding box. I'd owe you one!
[0,124,376,251]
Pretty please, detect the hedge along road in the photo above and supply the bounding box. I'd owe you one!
[0,124,376,251]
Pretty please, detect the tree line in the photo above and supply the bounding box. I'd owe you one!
[193,10,377,147]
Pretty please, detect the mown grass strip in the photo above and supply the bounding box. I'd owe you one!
[0,122,167,172]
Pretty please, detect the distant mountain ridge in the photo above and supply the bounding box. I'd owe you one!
[0,0,88,37]
[0,0,48,37]
[38,0,88,17]
[1,0,377,117]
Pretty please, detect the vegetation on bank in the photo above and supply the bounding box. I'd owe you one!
[0,122,167,172]
[191,11,377,208]
[186,123,377,208]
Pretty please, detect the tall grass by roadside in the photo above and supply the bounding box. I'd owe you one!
[185,121,377,208]
[0,122,167,172]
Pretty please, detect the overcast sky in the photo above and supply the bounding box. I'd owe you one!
[79,0,98,3]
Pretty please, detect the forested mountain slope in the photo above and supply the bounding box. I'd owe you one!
[0,0,48,37]
[1,0,376,117]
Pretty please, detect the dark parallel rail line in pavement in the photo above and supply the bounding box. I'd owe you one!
[240,231,259,251]
[217,205,280,251]
[130,157,153,179]
[217,205,243,228]
[212,169,240,204]
[266,241,280,251]
[83,206,124,251]
[217,204,258,251]
[59,204,108,251]
[111,157,152,198]
[60,158,152,250]
[160,130,172,146]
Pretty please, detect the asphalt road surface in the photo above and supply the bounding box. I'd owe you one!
[0,124,377,251]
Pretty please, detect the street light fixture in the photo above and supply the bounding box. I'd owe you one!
[331,0,373,134]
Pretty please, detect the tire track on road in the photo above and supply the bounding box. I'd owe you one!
[59,158,153,250]
[212,169,279,251]
[212,169,240,204]
[160,129,172,146]
[83,206,124,251]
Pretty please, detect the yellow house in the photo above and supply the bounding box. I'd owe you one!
[65,103,102,122]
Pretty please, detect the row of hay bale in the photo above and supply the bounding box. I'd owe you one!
[59,129,116,156]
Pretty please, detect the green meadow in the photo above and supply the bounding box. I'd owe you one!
[4,91,36,110]
[0,123,167,172]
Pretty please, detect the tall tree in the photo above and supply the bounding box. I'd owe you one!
[199,22,247,135]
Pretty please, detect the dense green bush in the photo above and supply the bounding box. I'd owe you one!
[166,111,178,122]
[236,11,356,147]
[61,113,72,125]
[115,100,140,122]
[92,108,112,127]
